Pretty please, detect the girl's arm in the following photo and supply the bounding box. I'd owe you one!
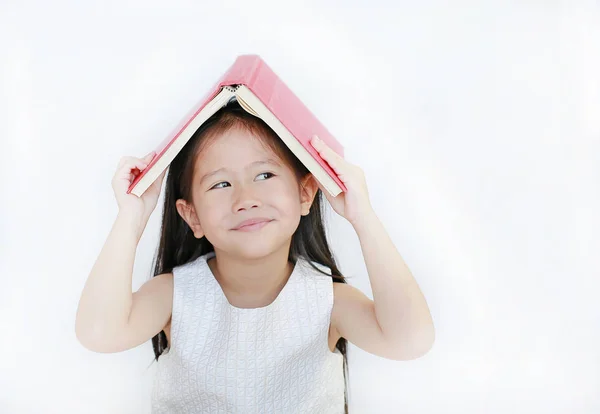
[311,135,435,360]
[353,211,435,358]
[75,211,172,353]
[75,211,140,348]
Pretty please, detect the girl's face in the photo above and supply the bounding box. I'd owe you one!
[176,126,318,259]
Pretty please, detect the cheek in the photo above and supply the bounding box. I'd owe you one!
[264,182,302,213]
[195,198,227,228]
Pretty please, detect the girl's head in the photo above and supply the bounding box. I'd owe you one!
[156,99,346,270]
[173,100,319,260]
[151,99,349,411]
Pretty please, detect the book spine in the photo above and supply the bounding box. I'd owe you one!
[218,55,263,88]
[152,55,258,158]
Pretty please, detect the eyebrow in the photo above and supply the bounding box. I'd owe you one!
[199,159,282,185]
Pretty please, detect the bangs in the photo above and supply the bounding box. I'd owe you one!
[195,106,307,180]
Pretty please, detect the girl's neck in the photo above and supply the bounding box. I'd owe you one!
[208,245,294,308]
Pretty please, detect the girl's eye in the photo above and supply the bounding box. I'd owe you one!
[210,173,274,190]
[211,181,230,190]
[256,172,275,180]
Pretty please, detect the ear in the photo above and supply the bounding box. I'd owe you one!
[299,173,320,216]
[175,199,205,239]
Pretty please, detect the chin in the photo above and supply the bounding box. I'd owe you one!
[233,244,281,260]
[223,235,291,261]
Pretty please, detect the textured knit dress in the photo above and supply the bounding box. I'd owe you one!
[151,251,346,413]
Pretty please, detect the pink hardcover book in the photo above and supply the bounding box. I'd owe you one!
[127,54,346,197]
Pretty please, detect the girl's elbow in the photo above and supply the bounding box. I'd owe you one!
[394,324,435,361]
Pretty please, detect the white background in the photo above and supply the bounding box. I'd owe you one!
[1,1,599,413]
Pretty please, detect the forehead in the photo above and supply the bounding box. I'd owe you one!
[194,127,282,172]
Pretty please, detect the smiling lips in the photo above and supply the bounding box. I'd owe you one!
[232,218,273,232]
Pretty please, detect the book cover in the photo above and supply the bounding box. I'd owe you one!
[127,55,346,196]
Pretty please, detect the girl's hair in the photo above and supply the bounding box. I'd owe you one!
[149,99,349,412]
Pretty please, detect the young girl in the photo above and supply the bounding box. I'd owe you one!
[75,100,435,413]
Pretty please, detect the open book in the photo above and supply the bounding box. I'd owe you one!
[127,54,346,197]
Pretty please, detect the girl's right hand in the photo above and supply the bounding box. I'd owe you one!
[111,151,167,223]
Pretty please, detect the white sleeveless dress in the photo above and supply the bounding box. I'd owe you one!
[150,251,346,413]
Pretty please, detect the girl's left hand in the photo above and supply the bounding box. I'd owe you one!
[310,135,373,227]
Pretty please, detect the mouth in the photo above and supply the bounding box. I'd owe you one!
[232,219,273,232]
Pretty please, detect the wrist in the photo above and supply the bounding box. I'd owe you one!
[350,207,378,233]
[116,210,146,240]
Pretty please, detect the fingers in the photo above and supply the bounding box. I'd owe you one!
[310,135,344,175]
[117,152,155,171]
[113,152,156,189]
[143,151,156,162]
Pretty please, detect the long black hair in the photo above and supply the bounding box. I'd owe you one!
[149,99,349,412]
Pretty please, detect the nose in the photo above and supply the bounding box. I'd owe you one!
[232,184,262,212]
